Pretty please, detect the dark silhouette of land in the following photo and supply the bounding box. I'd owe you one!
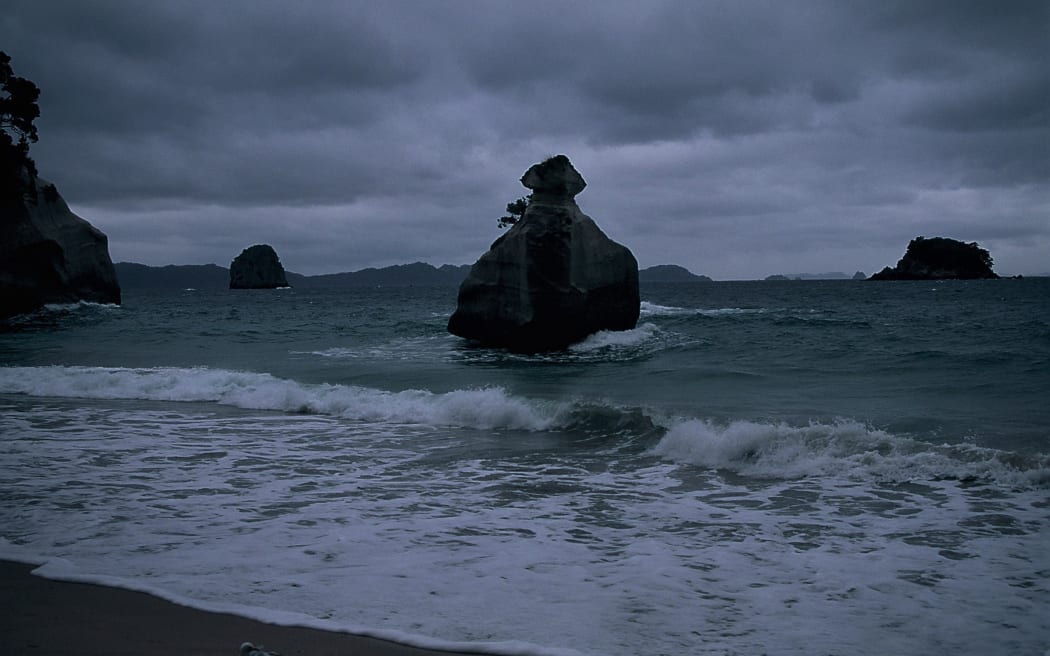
[639,264,712,282]
[115,262,713,289]
[115,261,473,289]
[1,51,121,318]
[871,236,997,280]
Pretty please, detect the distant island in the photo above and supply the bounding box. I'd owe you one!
[300,262,472,288]
[115,262,714,289]
[114,263,231,289]
[229,244,289,289]
[765,272,866,281]
[638,265,712,283]
[870,236,998,280]
[114,261,472,289]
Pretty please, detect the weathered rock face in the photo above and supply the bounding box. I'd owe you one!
[870,236,998,280]
[229,244,289,289]
[0,177,121,318]
[448,155,640,352]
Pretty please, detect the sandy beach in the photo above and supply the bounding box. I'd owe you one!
[0,560,479,656]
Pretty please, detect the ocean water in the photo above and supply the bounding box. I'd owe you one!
[1,279,1048,655]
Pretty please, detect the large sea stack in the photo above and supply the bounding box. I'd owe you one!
[229,244,289,289]
[0,175,121,318]
[870,236,998,280]
[448,155,640,352]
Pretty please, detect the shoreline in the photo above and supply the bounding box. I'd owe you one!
[0,560,481,656]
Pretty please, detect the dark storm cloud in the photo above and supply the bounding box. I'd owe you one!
[2,0,1046,277]
[455,3,855,141]
[3,1,438,203]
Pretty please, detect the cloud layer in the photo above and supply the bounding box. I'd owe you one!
[3,0,1047,277]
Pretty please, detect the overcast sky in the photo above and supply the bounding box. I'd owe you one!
[3,1,1047,278]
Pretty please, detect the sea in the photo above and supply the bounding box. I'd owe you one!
[1,279,1048,656]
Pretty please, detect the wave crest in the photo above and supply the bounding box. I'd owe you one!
[569,322,662,351]
[653,418,1050,487]
[4,365,1045,488]
[640,301,769,318]
[40,301,121,313]
[0,366,559,431]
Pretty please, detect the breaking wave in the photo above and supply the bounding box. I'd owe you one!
[3,365,1046,488]
[569,322,662,351]
[40,301,122,313]
[642,301,762,317]
[0,365,563,432]
[452,323,696,365]
[653,418,1050,488]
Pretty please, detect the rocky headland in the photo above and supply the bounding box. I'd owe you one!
[448,155,640,352]
[229,244,289,289]
[1,176,121,318]
[1,52,120,318]
[870,236,998,280]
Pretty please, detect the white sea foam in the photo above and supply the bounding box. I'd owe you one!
[639,301,692,316]
[0,550,578,656]
[653,417,1050,487]
[40,300,121,312]
[2,397,1049,656]
[0,300,124,321]
[569,322,661,351]
[296,335,459,361]
[0,365,560,431]
[302,347,362,358]
[2,365,1045,488]
[694,306,769,317]
[4,277,1049,656]
[639,301,767,317]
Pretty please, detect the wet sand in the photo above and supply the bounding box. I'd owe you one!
[0,560,480,656]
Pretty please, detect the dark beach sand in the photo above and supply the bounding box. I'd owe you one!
[1,560,480,656]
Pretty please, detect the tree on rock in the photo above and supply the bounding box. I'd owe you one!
[498,195,531,229]
[0,51,41,201]
[1,52,121,319]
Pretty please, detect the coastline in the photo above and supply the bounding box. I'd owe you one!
[0,560,480,656]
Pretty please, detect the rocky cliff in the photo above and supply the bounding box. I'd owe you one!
[229,244,289,289]
[448,155,639,352]
[0,176,121,318]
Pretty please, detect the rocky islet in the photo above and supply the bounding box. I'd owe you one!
[448,155,640,352]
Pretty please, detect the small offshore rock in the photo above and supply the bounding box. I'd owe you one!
[870,236,998,280]
[229,244,289,289]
